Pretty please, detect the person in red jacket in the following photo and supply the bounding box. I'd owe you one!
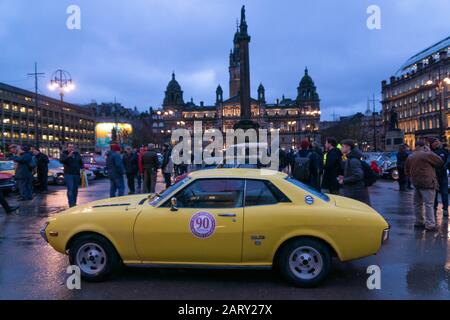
[370,160,382,175]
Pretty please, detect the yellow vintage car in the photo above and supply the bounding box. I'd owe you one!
[41,169,389,287]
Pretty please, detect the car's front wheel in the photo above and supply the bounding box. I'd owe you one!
[68,234,120,282]
[278,238,332,287]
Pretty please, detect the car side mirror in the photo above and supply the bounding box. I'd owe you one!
[170,197,178,212]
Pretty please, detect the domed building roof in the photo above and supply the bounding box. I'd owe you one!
[299,67,315,88]
[166,72,182,91]
[297,67,320,101]
[163,72,184,106]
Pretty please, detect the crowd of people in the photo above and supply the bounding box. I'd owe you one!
[0,144,50,214]
[1,137,449,233]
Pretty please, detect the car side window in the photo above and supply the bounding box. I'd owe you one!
[245,180,290,207]
[174,179,245,209]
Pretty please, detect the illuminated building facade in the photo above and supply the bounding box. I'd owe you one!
[152,7,321,150]
[382,36,450,147]
[0,82,95,157]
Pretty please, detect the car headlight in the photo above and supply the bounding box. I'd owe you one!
[382,227,390,244]
[40,222,49,243]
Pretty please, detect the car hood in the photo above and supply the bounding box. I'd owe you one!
[60,194,154,215]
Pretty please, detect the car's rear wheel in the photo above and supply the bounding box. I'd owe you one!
[68,234,120,282]
[278,238,331,287]
[56,175,65,185]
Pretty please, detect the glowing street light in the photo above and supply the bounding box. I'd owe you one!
[48,69,74,102]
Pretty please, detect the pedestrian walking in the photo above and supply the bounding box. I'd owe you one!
[137,146,146,193]
[10,145,34,201]
[141,143,159,193]
[123,146,138,195]
[60,144,83,208]
[429,138,449,217]
[396,144,409,191]
[405,140,443,231]
[0,189,19,214]
[338,139,371,205]
[32,147,49,194]
[106,144,125,198]
[161,143,173,189]
[321,137,342,195]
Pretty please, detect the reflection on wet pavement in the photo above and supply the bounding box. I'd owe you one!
[0,177,449,299]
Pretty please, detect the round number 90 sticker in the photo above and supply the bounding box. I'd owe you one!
[189,212,216,239]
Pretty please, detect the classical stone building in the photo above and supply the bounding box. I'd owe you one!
[0,82,96,157]
[153,6,321,150]
[381,36,450,148]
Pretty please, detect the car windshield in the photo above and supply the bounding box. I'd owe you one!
[49,159,63,169]
[285,177,330,202]
[150,176,191,207]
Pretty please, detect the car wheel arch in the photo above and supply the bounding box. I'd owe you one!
[65,231,122,263]
[272,235,341,268]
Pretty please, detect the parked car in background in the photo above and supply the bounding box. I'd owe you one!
[363,152,399,180]
[82,154,107,178]
[0,160,16,192]
[0,160,15,175]
[0,172,16,192]
[41,159,95,186]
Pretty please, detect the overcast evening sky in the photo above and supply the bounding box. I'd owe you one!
[0,0,449,120]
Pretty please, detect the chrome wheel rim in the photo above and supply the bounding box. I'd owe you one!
[75,242,107,275]
[288,246,323,280]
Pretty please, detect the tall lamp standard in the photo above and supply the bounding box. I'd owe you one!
[48,69,75,102]
[426,76,450,142]
[48,69,75,148]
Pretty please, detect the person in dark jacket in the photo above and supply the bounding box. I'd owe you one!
[338,139,371,205]
[296,140,322,191]
[106,144,125,198]
[279,148,288,172]
[32,147,49,194]
[429,138,449,217]
[161,143,173,188]
[123,146,138,195]
[60,144,83,207]
[11,145,33,201]
[396,144,409,192]
[141,143,160,193]
[286,148,296,175]
[321,137,342,195]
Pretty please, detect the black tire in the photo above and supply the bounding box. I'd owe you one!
[56,176,65,186]
[68,234,120,282]
[277,238,332,287]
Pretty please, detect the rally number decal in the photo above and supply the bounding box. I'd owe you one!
[189,212,216,239]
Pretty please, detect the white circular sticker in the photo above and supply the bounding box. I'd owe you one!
[189,212,216,239]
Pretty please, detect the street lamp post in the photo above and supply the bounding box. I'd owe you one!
[48,69,75,147]
[48,69,75,102]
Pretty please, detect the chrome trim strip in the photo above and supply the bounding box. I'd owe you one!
[125,263,272,270]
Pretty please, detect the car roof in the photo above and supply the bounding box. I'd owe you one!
[188,168,287,180]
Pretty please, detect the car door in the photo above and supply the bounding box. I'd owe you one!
[134,178,245,264]
[242,179,292,263]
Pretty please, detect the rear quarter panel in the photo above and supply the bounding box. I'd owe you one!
[242,178,387,263]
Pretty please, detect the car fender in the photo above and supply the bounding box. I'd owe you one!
[271,229,345,262]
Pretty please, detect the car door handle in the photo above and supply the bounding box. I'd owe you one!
[218,213,237,217]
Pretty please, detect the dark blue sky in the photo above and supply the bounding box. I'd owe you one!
[0,0,449,120]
